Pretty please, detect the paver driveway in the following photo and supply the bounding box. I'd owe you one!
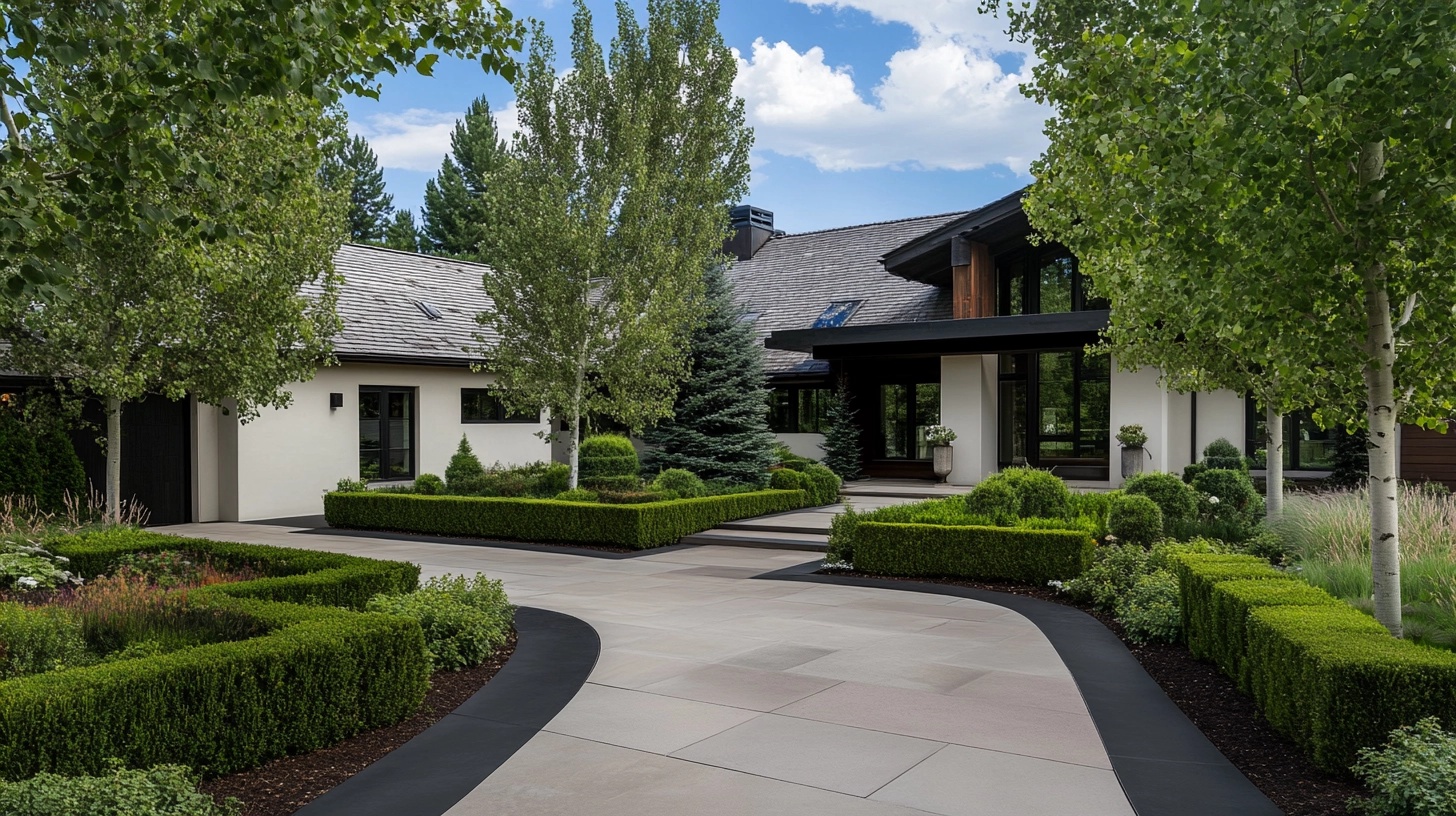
[163,522,1135,816]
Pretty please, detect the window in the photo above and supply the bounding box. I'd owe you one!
[461,389,539,423]
[360,387,415,480]
[769,386,831,433]
[998,350,1110,479]
[878,382,940,460]
[1245,402,1337,471]
[996,246,1107,316]
[812,300,863,329]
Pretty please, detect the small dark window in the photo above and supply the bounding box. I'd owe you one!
[812,301,863,329]
[768,386,831,433]
[462,389,539,423]
[1245,401,1337,471]
[360,386,415,480]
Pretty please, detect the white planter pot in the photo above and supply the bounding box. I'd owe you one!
[1121,446,1145,479]
[932,445,954,482]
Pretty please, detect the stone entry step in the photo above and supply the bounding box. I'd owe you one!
[678,528,828,552]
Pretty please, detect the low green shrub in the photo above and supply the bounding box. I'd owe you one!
[414,474,445,495]
[324,490,807,550]
[579,435,640,481]
[770,468,807,492]
[1063,543,1153,611]
[0,604,89,679]
[986,468,1071,519]
[581,475,641,492]
[1193,468,1262,526]
[1123,473,1198,532]
[539,463,571,496]
[965,479,1020,526]
[800,462,842,506]
[1182,462,1208,485]
[1350,717,1456,816]
[554,488,598,503]
[1173,553,1299,673]
[854,522,1094,584]
[335,477,370,493]
[653,469,707,499]
[444,435,486,487]
[1108,494,1163,546]
[1117,570,1182,645]
[367,574,514,672]
[0,763,241,816]
[1203,438,1248,471]
[1067,491,1115,537]
[826,504,860,566]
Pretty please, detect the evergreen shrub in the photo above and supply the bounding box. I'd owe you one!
[444,436,486,487]
[0,412,41,502]
[984,468,1070,519]
[0,604,90,680]
[770,468,806,492]
[324,490,807,550]
[800,462,842,507]
[819,378,863,480]
[853,522,1094,583]
[1193,468,1262,524]
[1116,570,1182,645]
[1107,493,1163,546]
[35,429,86,512]
[579,435,639,482]
[1202,438,1248,471]
[413,474,444,495]
[652,469,707,498]
[964,479,1020,525]
[581,475,641,492]
[539,463,571,495]
[1123,472,1198,531]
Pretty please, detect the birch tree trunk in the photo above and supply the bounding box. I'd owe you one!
[1365,266,1402,637]
[1265,406,1284,522]
[105,396,122,525]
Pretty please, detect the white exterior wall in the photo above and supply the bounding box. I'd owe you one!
[1109,364,1181,486]
[1193,389,1246,461]
[210,363,551,521]
[939,354,998,486]
[775,432,825,460]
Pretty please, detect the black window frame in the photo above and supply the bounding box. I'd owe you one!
[461,388,540,424]
[1244,400,1337,472]
[997,350,1111,480]
[359,385,417,482]
[874,381,941,461]
[768,385,831,434]
[995,245,1107,316]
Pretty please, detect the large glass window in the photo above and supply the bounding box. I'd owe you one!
[768,386,831,433]
[1245,402,1337,471]
[878,382,940,460]
[998,351,1110,479]
[996,246,1106,316]
[462,389,539,423]
[360,387,414,480]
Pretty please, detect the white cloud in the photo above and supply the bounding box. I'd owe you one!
[733,1,1048,174]
[352,105,522,173]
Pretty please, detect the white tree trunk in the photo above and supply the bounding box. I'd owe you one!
[1365,270,1402,637]
[1265,406,1284,522]
[105,396,122,524]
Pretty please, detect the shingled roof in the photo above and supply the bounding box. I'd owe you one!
[321,243,496,366]
[726,211,967,376]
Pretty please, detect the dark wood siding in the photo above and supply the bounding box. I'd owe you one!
[1400,424,1456,490]
[71,395,192,526]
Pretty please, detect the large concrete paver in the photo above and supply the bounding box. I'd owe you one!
[159,522,1134,816]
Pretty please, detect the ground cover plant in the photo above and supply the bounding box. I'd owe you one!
[0,762,241,816]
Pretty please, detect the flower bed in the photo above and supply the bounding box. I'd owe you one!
[0,530,430,781]
[323,489,808,550]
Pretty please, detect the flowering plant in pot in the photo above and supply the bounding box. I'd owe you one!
[1117,424,1148,479]
[925,425,957,481]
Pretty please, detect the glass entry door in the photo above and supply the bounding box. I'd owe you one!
[360,386,415,480]
[879,382,941,460]
[998,351,1109,479]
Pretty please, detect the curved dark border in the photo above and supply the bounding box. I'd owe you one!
[295,606,600,816]
[754,561,1283,816]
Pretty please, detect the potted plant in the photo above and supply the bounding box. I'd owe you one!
[1117,424,1148,479]
[925,425,957,482]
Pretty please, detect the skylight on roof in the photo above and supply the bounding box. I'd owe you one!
[812,300,862,329]
[415,300,444,321]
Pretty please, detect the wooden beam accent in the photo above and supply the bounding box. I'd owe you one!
[951,237,993,319]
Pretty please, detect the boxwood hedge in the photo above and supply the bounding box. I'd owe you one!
[1175,553,1456,772]
[0,531,430,781]
[853,522,1095,584]
[324,489,808,550]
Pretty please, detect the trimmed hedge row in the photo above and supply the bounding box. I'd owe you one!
[324,489,808,550]
[0,532,430,781]
[853,522,1096,584]
[1175,553,1456,772]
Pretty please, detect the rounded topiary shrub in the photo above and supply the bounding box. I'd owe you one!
[996,467,1071,519]
[538,463,571,496]
[414,474,445,495]
[652,468,707,499]
[965,479,1020,525]
[801,462,842,506]
[1192,468,1261,523]
[554,488,598,503]
[1202,438,1248,472]
[1122,472,1198,532]
[579,434,640,481]
[770,467,807,492]
[1108,493,1164,546]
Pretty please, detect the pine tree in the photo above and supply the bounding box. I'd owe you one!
[820,377,863,480]
[642,264,775,484]
[421,96,508,259]
[383,210,422,253]
[321,131,394,243]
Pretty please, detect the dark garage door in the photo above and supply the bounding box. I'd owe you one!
[71,395,192,526]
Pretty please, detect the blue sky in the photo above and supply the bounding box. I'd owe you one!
[343,0,1049,234]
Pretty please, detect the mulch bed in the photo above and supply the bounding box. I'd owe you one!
[202,632,517,816]
[825,571,1366,816]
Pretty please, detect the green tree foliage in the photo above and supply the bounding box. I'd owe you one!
[994,0,1456,636]
[444,435,485,487]
[0,411,40,501]
[383,210,423,253]
[819,377,863,480]
[478,0,752,489]
[35,428,86,511]
[0,0,522,298]
[320,131,395,243]
[422,96,508,259]
[1,94,346,521]
[642,264,775,484]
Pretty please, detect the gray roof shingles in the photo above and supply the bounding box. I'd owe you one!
[726,211,966,376]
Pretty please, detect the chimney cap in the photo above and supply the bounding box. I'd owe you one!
[729,204,774,230]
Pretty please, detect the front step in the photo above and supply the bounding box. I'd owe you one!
[717,520,831,535]
[679,528,828,552]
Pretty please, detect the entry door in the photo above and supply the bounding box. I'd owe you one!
[997,351,1110,480]
[878,382,941,460]
[359,387,415,481]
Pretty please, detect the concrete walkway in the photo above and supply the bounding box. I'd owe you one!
[162,522,1135,816]
[680,489,927,551]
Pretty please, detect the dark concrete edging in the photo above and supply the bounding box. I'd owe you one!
[295,606,600,816]
[754,561,1283,816]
